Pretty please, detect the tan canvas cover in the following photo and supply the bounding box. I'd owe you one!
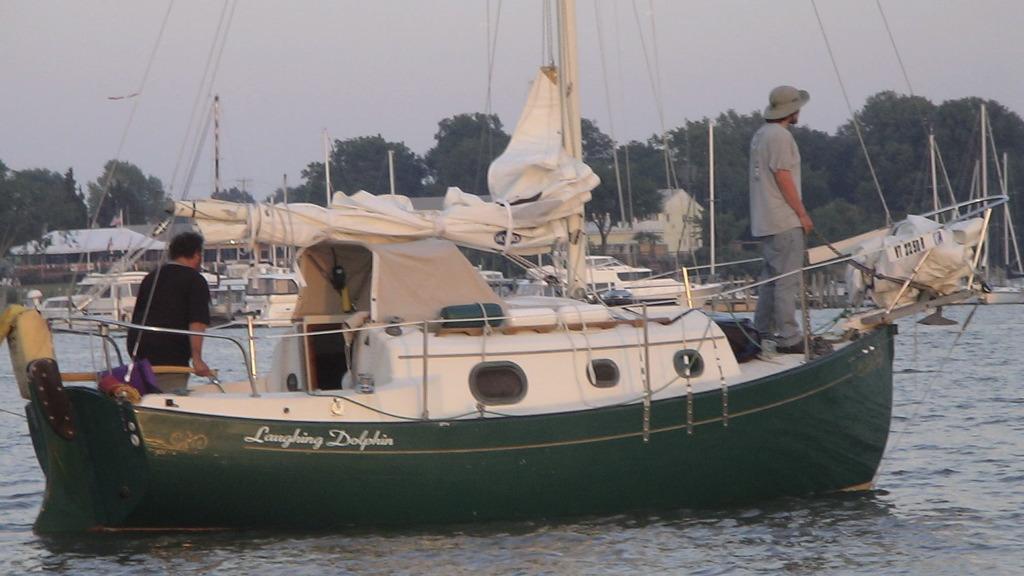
[294,240,502,323]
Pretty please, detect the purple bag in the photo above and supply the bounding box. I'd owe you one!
[99,359,160,396]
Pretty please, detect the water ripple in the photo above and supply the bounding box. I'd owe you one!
[1,308,1022,574]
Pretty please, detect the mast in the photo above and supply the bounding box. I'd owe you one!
[981,104,988,200]
[388,149,397,196]
[214,95,222,196]
[1006,153,1024,275]
[323,129,333,206]
[283,173,290,262]
[1004,152,1010,268]
[929,129,939,220]
[981,104,989,271]
[557,0,587,298]
[709,120,716,278]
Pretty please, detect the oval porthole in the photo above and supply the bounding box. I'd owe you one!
[673,349,704,378]
[469,361,527,405]
[587,359,619,388]
[286,373,299,391]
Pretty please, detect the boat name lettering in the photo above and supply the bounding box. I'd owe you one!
[243,426,394,451]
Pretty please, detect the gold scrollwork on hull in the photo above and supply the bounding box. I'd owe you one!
[147,430,210,452]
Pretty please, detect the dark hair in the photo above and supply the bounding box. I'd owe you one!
[168,231,204,259]
[765,111,798,124]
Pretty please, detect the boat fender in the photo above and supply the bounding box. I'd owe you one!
[98,374,143,404]
[1,305,56,400]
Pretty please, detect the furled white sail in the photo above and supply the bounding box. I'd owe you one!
[173,70,598,255]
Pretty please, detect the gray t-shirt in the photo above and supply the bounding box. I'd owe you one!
[749,123,801,237]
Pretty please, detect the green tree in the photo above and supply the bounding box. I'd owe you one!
[0,165,89,254]
[425,113,510,196]
[810,199,872,245]
[835,91,936,222]
[618,137,671,221]
[212,186,255,203]
[580,118,621,252]
[87,160,166,226]
[62,168,88,227]
[633,230,660,253]
[933,97,1024,268]
[329,135,426,196]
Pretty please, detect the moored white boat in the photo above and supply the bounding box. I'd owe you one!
[38,271,148,328]
[978,285,1024,304]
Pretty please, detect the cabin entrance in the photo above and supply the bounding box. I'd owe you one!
[304,321,347,390]
[295,243,374,392]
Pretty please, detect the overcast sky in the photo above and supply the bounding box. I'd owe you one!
[2,1,1022,201]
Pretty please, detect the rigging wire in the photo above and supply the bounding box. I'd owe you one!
[0,406,27,420]
[167,0,238,200]
[810,0,892,226]
[593,0,627,224]
[629,0,676,191]
[86,0,177,232]
[589,0,626,226]
[469,0,504,196]
[875,0,915,97]
[875,0,964,218]
[133,0,238,358]
[61,0,176,307]
[631,0,699,271]
[77,0,239,317]
[875,305,979,480]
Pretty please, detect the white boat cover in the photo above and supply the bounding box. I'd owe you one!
[846,215,985,308]
[172,70,598,255]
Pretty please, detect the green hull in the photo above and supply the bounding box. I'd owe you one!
[26,326,894,532]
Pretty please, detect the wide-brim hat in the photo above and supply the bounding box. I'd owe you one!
[764,85,810,120]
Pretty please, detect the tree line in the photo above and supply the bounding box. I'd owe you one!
[3,90,1022,271]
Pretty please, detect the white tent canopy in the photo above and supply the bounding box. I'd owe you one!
[172,69,599,255]
[9,228,166,256]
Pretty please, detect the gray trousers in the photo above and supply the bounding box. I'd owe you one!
[754,227,805,347]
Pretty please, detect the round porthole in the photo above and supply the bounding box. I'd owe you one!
[469,361,527,405]
[587,359,619,388]
[673,349,704,378]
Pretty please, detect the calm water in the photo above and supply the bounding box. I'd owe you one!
[1,307,1022,575]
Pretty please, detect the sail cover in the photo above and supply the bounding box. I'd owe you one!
[846,215,985,308]
[173,70,598,255]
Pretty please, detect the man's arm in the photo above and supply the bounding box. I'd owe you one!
[773,169,813,233]
[188,322,212,376]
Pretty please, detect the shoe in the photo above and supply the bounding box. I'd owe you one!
[811,336,834,356]
[776,341,806,354]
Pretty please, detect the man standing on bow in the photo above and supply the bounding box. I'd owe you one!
[749,85,814,354]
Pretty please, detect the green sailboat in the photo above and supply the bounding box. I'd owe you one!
[2,0,991,533]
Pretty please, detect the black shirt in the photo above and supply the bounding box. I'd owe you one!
[127,263,211,366]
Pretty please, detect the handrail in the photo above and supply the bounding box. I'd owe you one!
[666,195,1008,288]
[49,326,125,366]
[56,316,260,397]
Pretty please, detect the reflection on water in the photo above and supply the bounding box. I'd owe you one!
[1,307,1022,575]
